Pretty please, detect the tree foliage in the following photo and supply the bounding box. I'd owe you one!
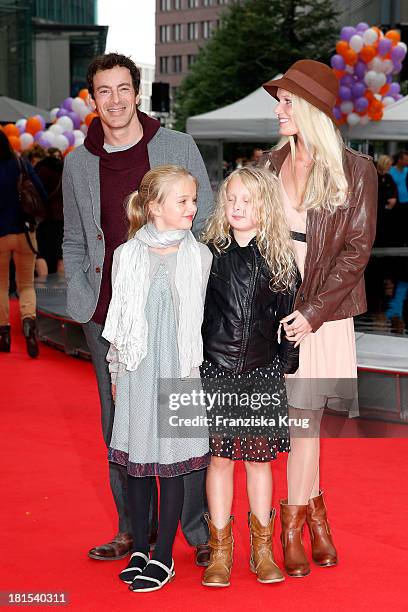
[174,0,339,131]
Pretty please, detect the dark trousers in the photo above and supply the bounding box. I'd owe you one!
[82,320,209,546]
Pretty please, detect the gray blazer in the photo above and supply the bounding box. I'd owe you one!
[62,127,214,323]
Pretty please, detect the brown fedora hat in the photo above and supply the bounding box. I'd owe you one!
[263,59,338,122]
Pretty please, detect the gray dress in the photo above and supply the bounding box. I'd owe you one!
[108,251,210,477]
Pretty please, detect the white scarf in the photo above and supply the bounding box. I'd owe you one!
[102,223,204,378]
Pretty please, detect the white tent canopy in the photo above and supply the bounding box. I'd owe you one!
[0,96,51,123]
[186,78,281,142]
[343,95,408,141]
[187,79,408,143]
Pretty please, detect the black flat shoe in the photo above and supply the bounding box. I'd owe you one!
[22,318,39,358]
[0,325,10,352]
[119,552,149,584]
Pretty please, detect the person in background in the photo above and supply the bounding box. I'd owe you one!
[250,147,264,166]
[26,144,47,167]
[47,147,64,161]
[389,150,408,246]
[0,131,47,357]
[375,155,397,247]
[35,151,64,276]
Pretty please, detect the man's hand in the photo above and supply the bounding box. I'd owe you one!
[281,310,312,347]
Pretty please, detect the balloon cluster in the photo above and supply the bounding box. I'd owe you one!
[330,23,406,127]
[1,89,98,154]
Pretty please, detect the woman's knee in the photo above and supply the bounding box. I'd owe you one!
[209,455,234,473]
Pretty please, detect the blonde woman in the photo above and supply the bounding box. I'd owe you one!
[103,165,212,593]
[200,167,300,587]
[262,60,377,577]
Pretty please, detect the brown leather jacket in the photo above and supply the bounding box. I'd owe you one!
[263,143,378,332]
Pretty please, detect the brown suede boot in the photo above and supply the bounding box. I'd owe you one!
[307,491,338,567]
[248,510,284,584]
[280,499,310,577]
[202,514,233,587]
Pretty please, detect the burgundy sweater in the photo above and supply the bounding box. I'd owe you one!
[84,111,160,324]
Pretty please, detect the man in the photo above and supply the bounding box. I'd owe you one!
[389,150,408,246]
[62,53,212,565]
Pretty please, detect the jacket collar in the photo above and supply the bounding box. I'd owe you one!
[266,142,291,174]
[222,234,257,253]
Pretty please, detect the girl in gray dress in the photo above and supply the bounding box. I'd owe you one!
[103,165,212,593]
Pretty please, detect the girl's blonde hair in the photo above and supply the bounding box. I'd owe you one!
[127,165,198,239]
[202,166,297,291]
[276,93,348,212]
[376,154,393,175]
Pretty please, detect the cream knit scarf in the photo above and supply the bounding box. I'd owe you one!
[102,223,203,378]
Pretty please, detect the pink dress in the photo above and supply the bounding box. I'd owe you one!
[280,178,358,414]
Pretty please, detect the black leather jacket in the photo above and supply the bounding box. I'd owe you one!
[202,237,300,374]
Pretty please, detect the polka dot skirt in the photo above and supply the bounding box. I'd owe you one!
[200,356,290,462]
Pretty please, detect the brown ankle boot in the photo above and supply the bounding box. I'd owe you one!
[280,500,310,577]
[307,491,338,567]
[202,514,233,587]
[249,510,284,584]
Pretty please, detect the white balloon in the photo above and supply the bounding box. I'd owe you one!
[48,124,64,136]
[347,112,360,127]
[383,60,394,75]
[349,34,364,53]
[44,130,56,145]
[74,136,85,148]
[374,73,386,88]
[71,98,85,114]
[340,101,354,114]
[383,96,395,106]
[50,107,60,121]
[363,28,378,45]
[73,129,84,139]
[78,105,91,120]
[56,115,74,131]
[364,70,377,87]
[359,115,370,125]
[398,41,407,54]
[54,134,69,152]
[20,132,34,150]
[16,118,27,130]
[370,57,386,73]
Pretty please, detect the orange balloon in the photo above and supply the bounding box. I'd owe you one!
[64,146,75,157]
[385,29,400,44]
[372,26,383,39]
[8,135,21,151]
[84,112,98,127]
[25,116,42,136]
[344,48,358,65]
[78,88,89,101]
[336,40,349,56]
[360,45,376,63]
[379,83,390,95]
[4,123,20,138]
[365,90,374,101]
[333,69,346,79]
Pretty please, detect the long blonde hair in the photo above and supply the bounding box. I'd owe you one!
[202,167,297,291]
[276,94,348,212]
[127,165,198,239]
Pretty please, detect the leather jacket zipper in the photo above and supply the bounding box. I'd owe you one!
[236,246,259,374]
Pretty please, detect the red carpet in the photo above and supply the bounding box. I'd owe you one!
[2,298,408,611]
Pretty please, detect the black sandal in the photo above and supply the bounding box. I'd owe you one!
[119,552,149,584]
[129,559,175,593]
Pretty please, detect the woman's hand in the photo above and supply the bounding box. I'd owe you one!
[385,197,397,210]
[281,310,312,347]
[111,384,116,402]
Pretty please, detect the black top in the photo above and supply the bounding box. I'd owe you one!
[202,237,300,374]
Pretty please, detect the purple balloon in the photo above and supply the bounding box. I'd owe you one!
[391,45,406,62]
[34,130,44,142]
[354,60,367,79]
[351,82,366,99]
[62,97,74,111]
[331,54,346,71]
[68,111,81,129]
[396,94,403,100]
[355,97,369,113]
[340,75,354,88]
[392,60,403,74]
[339,86,352,101]
[386,74,393,83]
[63,131,75,147]
[38,136,51,148]
[356,22,369,32]
[333,106,342,121]
[56,108,69,118]
[340,26,357,42]
[377,38,392,56]
[389,82,401,95]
